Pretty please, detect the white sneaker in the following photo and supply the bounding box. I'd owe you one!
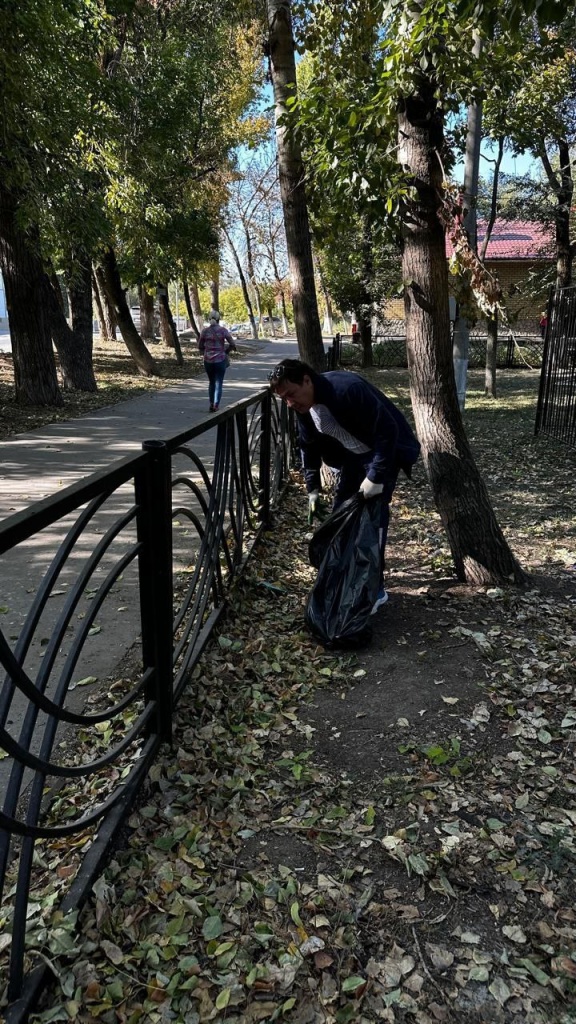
[370,589,389,615]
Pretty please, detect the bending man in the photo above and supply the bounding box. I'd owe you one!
[268,358,420,610]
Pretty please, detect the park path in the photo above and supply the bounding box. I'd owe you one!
[0,335,298,516]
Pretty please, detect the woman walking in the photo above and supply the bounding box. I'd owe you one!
[198,310,237,412]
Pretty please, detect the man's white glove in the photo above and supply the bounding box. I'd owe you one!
[359,477,383,498]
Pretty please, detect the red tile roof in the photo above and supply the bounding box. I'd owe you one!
[446,220,554,260]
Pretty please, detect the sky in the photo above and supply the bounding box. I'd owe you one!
[476,144,538,180]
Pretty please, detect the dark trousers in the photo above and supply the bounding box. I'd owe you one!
[204,360,226,407]
[332,457,399,585]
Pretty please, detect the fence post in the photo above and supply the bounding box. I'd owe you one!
[334,332,341,365]
[135,440,174,744]
[259,392,272,525]
[506,334,514,368]
[535,285,555,436]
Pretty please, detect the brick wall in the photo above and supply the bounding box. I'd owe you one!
[378,259,549,332]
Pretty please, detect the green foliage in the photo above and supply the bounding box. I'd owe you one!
[196,284,249,324]
[293,0,571,242]
[0,0,267,295]
[482,19,576,153]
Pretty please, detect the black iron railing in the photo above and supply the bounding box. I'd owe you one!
[0,389,293,1021]
[337,333,544,370]
[535,285,576,449]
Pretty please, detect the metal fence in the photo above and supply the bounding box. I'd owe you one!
[332,326,544,370]
[535,285,576,448]
[0,390,293,1022]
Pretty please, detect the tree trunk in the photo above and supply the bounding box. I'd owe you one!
[538,138,573,289]
[159,299,174,347]
[222,225,258,336]
[98,247,159,376]
[92,270,107,340]
[182,281,200,338]
[0,182,62,406]
[190,280,204,329]
[398,75,526,586]
[360,218,374,367]
[61,249,97,391]
[240,215,263,340]
[452,32,483,412]
[485,312,498,397]
[267,0,325,370]
[44,272,97,392]
[209,276,219,311]
[94,265,117,341]
[139,285,156,342]
[358,311,373,368]
[158,285,183,366]
[317,264,334,335]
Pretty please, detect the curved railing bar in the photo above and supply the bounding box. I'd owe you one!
[171,446,212,493]
[0,490,112,727]
[6,730,156,999]
[0,510,140,823]
[0,630,149,726]
[0,700,154,779]
[0,507,140,884]
[52,542,141,697]
[30,506,138,697]
[171,422,231,666]
[171,509,221,636]
[0,735,156,840]
[171,476,210,519]
[238,407,263,502]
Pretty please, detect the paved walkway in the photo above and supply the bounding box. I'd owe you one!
[0,335,299,517]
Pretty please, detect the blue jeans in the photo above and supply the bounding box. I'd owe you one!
[204,360,226,407]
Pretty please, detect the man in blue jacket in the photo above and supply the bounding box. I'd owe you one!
[268,358,420,610]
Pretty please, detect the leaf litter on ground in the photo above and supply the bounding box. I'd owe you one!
[0,369,574,1024]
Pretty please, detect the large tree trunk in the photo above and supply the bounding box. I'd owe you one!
[158,284,184,366]
[139,285,156,343]
[358,311,373,368]
[94,265,117,342]
[182,281,200,338]
[267,0,325,370]
[98,247,159,376]
[0,182,62,406]
[43,273,97,392]
[61,249,97,391]
[398,75,526,587]
[159,299,174,347]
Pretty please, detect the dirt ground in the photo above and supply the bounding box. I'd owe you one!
[4,366,575,1024]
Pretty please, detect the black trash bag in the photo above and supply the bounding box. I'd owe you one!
[305,493,381,648]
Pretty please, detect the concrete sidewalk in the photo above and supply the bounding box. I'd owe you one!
[0,336,299,518]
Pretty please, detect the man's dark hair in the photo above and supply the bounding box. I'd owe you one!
[268,358,315,389]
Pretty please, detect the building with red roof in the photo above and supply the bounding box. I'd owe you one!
[446,220,554,262]
[384,219,555,331]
